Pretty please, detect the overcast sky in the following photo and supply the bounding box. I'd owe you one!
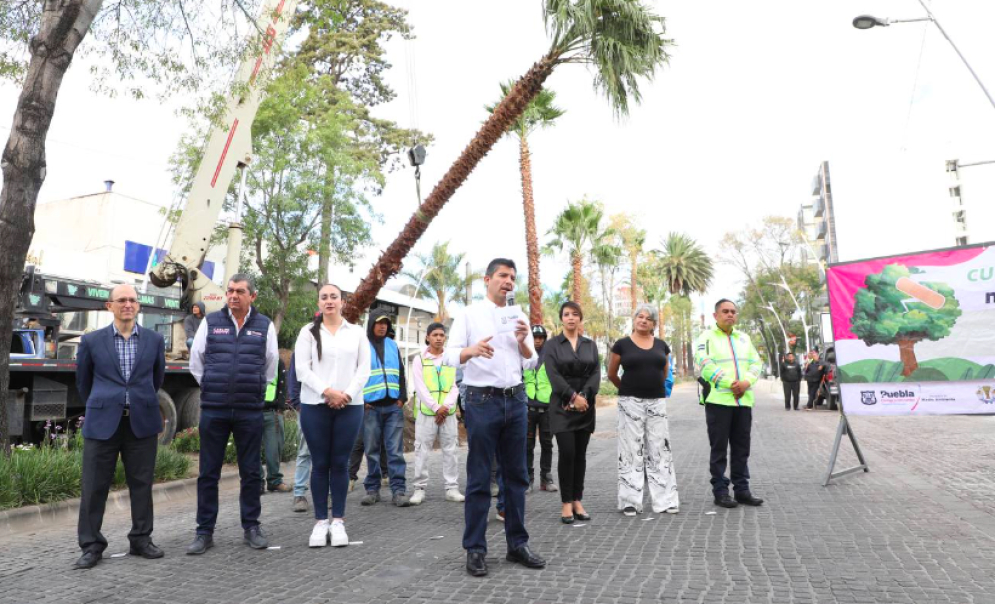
[2,0,994,315]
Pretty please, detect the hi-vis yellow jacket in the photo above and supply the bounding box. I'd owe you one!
[694,326,763,407]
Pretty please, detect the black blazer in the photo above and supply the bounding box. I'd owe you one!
[544,334,600,434]
[76,324,165,440]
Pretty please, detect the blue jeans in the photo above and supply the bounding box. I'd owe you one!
[300,404,363,520]
[362,403,407,494]
[196,407,263,534]
[293,419,311,496]
[462,387,529,555]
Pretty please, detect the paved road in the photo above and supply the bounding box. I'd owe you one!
[4,383,995,604]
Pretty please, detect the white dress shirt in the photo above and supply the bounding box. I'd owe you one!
[444,299,536,388]
[294,321,371,405]
[189,307,278,385]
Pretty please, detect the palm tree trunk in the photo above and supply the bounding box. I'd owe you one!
[0,0,103,456]
[343,56,557,322]
[571,252,583,303]
[519,135,542,326]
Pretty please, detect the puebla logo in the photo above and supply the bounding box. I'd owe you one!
[860,391,877,405]
[977,385,995,405]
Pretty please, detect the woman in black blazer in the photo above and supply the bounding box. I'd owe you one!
[545,301,601,524]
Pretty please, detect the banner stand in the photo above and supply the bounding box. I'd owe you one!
[823,410,869,486]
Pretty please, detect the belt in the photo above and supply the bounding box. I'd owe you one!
[466,384,524,398]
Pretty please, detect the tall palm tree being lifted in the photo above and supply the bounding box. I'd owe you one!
[656,232,714,374]
[487,83,564,326]
[401,241,481,324]
[545,198,608,303]
[342,0,673,322]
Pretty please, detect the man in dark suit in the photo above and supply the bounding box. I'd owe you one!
[74,284,166,570]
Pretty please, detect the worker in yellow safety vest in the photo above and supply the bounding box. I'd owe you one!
[408,322,465,505]
[522,325,557,492]
[694,298,765,510]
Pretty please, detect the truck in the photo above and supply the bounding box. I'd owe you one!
[5,0,298,446]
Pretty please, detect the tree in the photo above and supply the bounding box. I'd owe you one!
[615,216,646,312]
[590,230,624,347]
[401,241,481,324]
[487,82,564,326]
[850,264,961,377]
[655,232,714,374]
[638,259,668,339]
[0,0,263,455]
[341,0,674,322]
[545,198,607,303]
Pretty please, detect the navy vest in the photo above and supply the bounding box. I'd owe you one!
[200,308,271,410]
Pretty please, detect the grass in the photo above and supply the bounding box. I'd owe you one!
[839,357,995,383]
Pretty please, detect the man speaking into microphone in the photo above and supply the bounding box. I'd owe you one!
[445,258,546,577]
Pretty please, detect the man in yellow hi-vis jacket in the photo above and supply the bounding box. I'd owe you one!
[694,299,765,509]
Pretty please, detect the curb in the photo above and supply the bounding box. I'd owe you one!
[0,462,292,537]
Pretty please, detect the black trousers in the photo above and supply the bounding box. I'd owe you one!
[806,380,821,409]
[554,430,590,503]
[526,406,554,482]
[704,404,752,496]
[78,416,158,553]
[782,381,800,410]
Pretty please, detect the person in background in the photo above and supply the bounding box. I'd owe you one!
[804,351,826,411]
[608,304,679,517]
[360,311,412,507]
[294,284,370,547]
[183,302,205,357]
[664,357,675,398]
[523,325,557,493]
[261,357,291,493]
[409,323,465,505]
[187,274,279,555]
[73,284,166,569]
[780,352,802,411]
[287,351,310,513]
[545,301,600,524]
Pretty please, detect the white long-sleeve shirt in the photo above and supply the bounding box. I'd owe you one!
[189,307,278,385]
[412,348,459,413]
[294,321,370,405]
[443,299,536,388]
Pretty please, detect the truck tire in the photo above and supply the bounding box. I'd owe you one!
[175,388,201,431]
[158,390,178,446]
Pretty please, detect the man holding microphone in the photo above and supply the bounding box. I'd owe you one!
[445,258,546,577]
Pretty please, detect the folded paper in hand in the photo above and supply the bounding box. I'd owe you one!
[495,306,520,334]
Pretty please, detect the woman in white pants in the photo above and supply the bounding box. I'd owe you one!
[409,323,464,505]
[607,304,679,516]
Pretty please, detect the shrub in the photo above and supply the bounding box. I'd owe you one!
[281,413,300,462]
[171,428,201,453]
[599,381,618,396]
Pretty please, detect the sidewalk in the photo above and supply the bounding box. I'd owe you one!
[2,384,995,603]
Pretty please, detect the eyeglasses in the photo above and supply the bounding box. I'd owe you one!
[111,297,139,305]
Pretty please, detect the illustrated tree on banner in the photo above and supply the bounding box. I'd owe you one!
[850,264,962,377]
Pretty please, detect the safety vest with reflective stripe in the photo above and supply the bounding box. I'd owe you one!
[417,355,456,416]
[364,338,401,402]
[694,326,762,407]
[523,364,551,404]
[265,372,278,402]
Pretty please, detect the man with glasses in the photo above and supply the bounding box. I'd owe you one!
[187,274,279,554]
[74,284,166,569]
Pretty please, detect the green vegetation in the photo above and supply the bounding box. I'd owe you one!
[839,358,995,383]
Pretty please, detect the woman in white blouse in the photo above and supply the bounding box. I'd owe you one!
[294,284,371,547]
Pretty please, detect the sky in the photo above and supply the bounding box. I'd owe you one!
[2,0,994,317]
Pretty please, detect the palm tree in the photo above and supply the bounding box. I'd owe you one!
[656,232,714,374]
[401,241,482,323]
[621,225,646,311]
[341,0,674,322]
[545,199,606,303]
[486,83,564,326]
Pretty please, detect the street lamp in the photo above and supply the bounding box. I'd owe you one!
[769,276,812,354]
[761,304,790,350]
[853,3,995,111]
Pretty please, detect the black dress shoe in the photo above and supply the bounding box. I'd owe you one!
[561,515,575,524]
[573,512,591,521]
[186,534,214,555]
[466,552,488,577]
[73,551,101,570]
[735,492,764,506]
[506,544,546,569]
[714,495,739,508]
[244,526,269,549]
[129,541,165,559]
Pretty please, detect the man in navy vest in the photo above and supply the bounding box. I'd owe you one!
[359,310,411,507]
[74,284,166,570]
[186,274,278,554]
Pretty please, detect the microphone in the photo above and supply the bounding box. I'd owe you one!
[505,291,516,307]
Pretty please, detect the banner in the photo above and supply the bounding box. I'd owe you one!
[827,242,995,415]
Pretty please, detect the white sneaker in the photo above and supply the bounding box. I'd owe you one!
[330,520,348,547]
[622,506,638,517]
[409,489,426,505]
[665,507,680,515]
[309,520,330,547]
[445,489,465,502]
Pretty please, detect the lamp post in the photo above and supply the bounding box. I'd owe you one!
[762,304,790,350]
[770,276,812,354]
[853,2,995,112]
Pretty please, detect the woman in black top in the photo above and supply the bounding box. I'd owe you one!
[608,304,679,516]
[546,301,600,524]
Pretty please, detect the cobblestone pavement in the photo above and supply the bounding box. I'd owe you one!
[4,384,995,604]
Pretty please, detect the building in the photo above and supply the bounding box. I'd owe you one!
[797,161,839,266]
